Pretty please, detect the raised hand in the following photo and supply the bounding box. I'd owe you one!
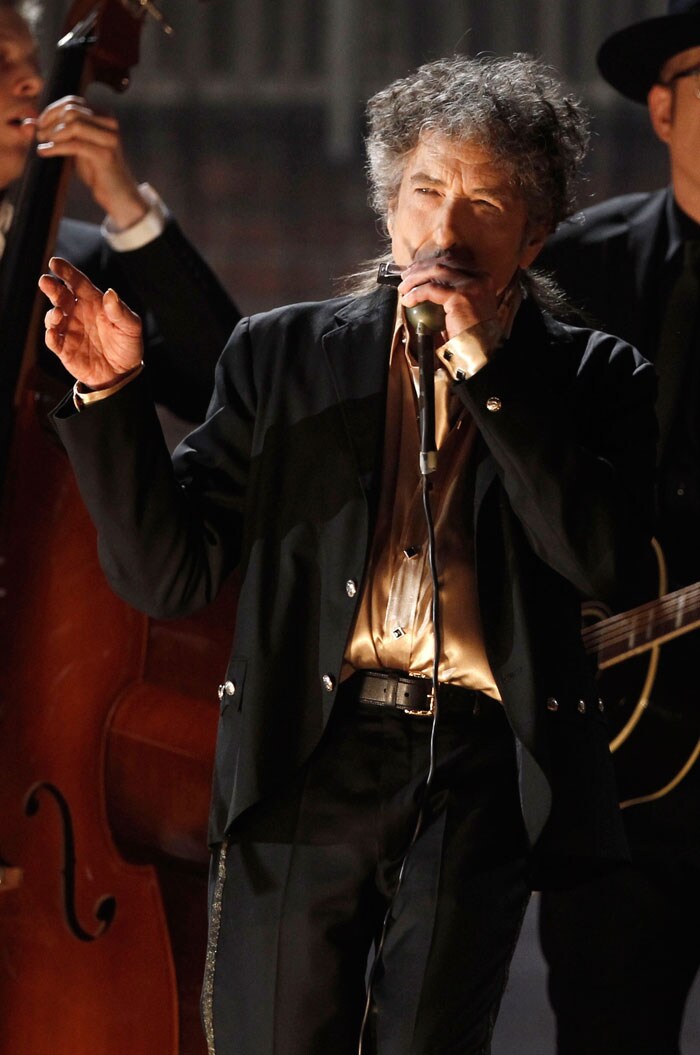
[39,257,144,390]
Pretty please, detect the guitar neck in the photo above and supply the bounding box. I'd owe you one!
[583,582,700,669]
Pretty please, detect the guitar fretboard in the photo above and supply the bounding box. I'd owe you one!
[582,582,700,668]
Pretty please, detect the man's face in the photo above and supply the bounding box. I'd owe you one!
[649,45,700,200]
[387,134,545,297]
[0,8,42,191]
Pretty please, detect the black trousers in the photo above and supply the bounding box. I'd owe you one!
[204,680,531,1055]
[540,761,700,1055]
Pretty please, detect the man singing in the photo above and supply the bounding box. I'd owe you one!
[41,54,655,1055]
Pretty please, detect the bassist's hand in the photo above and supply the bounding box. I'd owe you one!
[33,96,148,231]
[39,257,144,390]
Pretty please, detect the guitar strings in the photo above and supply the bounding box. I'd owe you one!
[582,582,700,657]
[583,601,700,655]
[584,587,700,650]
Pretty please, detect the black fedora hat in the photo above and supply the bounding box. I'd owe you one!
[597,0,700,103]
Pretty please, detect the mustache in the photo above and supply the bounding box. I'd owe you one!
[414,248,474,268]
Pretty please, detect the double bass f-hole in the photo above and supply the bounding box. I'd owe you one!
[24,782,117,942]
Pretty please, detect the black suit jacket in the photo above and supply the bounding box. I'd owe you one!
[540,185,700,706]
[50,215,240,422]
[540,187,699,550]
[538,188,669,363]
[53,286,657,887]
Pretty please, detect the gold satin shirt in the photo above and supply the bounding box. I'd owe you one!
[343,299,518,700]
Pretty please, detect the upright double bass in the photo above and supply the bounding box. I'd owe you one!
[0,3,234,1052]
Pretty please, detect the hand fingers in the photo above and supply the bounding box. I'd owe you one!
[37,121,120,159]
[38,272,77,312]
[400,280,457,309]
[38,96,117,130]
[41,261,142,334]
[38,108,119,138]
[398,260,497,317]
[37,101,118,154]
[399,259,489,294]
[43,303,68,331]
[102,288,143,338]
[40,277,81,354]
[43,322,65,358]
[400,276,484,306]
[46,257,105,304]
[42,291,75,358]
[38,94,85,118]
[37,135,119,163]
[38,100,91,127]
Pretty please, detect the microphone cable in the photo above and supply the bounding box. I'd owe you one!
[357,312,444,1055]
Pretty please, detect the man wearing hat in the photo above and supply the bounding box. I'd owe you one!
[538,2,700,1052]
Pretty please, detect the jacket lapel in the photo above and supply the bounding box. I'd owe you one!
[321,286,396,496]
[626,188,669,349]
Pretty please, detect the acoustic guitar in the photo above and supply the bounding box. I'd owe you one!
[583,540,700,809]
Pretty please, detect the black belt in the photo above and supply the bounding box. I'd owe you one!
[346,670,497,718]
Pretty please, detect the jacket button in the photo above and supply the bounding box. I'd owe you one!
[345,579,358,598]
[217,680,236,701]
[322,673,336,693]
[577,699,587,714]
[486,396,502,412]
[546,696,559,712]
[598,698,605,712]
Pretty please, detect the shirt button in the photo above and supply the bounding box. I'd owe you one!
[345,579,358,598]
[322,673,336,693]
[217,680,236,701]
[486,396,502,412]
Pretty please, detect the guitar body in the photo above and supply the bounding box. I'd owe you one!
[584,542,700,808]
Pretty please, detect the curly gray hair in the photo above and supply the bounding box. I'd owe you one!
[366,53,589,235]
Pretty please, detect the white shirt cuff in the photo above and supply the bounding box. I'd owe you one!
[101,183,168,252]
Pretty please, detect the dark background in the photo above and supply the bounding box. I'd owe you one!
[37,1,699,1050]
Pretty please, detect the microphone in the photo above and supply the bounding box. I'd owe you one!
[405,302,445,475]
[376,262,445,475]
